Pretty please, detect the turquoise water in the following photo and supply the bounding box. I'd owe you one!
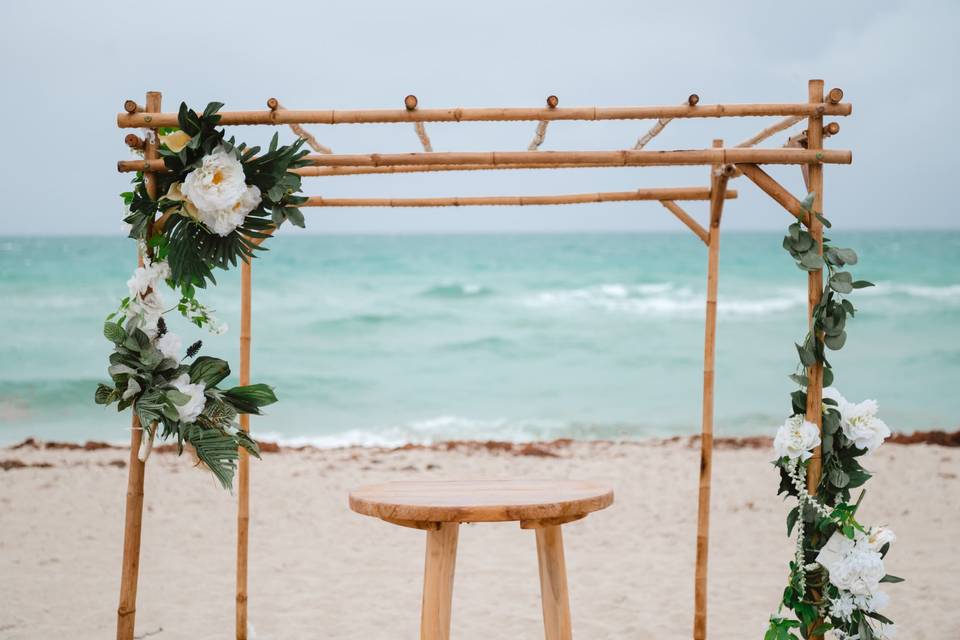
[0,232,957,446]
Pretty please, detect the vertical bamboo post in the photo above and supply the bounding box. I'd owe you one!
[693,139,727,640]
[236,257,252,639]
[804,79,826,640]
[116,90,161,640]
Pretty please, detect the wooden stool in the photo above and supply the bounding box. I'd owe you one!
[349,479,614,640]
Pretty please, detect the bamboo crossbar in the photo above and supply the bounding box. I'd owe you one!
[301,188,735,208]
[119,148,851,174]
[117,102,852,128]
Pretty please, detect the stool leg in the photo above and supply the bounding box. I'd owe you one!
[420,522,459,640]
[535,525,572,640]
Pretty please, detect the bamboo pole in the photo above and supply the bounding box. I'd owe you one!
[693,139,728,640]
[118,101,852,128]
[301,187,736,208]
[659,200,709,245]
[734,164,810,225]
[804,79,826,640]
[735,115,805,148]
[119,147,852,174]
[236,258,252,639]
[116,90,160,640]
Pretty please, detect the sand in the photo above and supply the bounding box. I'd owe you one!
[0,437,957,639]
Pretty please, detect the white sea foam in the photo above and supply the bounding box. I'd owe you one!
[523,283,807,318]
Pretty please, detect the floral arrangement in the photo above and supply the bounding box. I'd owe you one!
[96,102,310,488]
[766,196,902,640]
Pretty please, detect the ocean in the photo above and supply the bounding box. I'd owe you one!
[1,231,957,447]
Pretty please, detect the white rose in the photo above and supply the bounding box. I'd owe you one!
[773,415,821,461]
[181,146,262,237]
[842,398,890,453]
[170,373,206,424]
[156,332,182,360]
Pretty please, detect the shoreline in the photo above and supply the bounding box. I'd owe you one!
[4,428,958,461]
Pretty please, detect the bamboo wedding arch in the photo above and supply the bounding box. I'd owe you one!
[114,79,852,640]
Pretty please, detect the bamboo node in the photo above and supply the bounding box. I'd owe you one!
[143,115,153,124]
[827,88,844,105]
[546,95,559,109]
[688,94,700,106]
[404,94,418,111]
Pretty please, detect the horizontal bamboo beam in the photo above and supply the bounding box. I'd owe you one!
[117,102,853,128]
[293,162,639,177]
[735,163,809,225]
[660,200,709,245]
[302,187,736,208]
[119,147,851,173]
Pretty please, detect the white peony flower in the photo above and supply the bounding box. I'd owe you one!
[816,530,886,597]
[170,374,206,424]
[156,332,182,360]
[181,146,262,237]
[773,415,821,461]
[842,398,891,453]
[867,526,896,551]
[829,591,856,622]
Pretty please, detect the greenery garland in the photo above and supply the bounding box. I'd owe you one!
[96,102,309,488]
[766,195,902,640]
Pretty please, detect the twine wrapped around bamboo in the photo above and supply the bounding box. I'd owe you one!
[117,101,853,128]
[268,98,332,154]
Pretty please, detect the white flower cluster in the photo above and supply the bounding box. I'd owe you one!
[773,415,821,461]
[773,387,890,463]
[169,146,262,237]
[823,387,891,453]
[125,257,171,340]
[818,527,896,637]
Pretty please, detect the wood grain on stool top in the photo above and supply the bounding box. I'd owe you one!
[349,479,613,523]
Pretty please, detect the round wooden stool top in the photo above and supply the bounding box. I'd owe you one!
[349,479,613,525]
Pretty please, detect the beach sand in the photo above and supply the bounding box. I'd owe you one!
[0,437,957,639]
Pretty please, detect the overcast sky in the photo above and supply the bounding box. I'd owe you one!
[2,0,957,234]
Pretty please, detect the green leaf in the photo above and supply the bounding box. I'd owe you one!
[103,321,126,345]
[188,356,231,387]
[824,331,847,350]
[822,366,834,387]
[852,280,875,289]
[223,384,278,414]
[880,574,905,583]
[95,383,117,405]
[166,389,192,406]
[182,423,241,489]
[796,341,816,367]
[799,251,824,271]
[787,506,800,536]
